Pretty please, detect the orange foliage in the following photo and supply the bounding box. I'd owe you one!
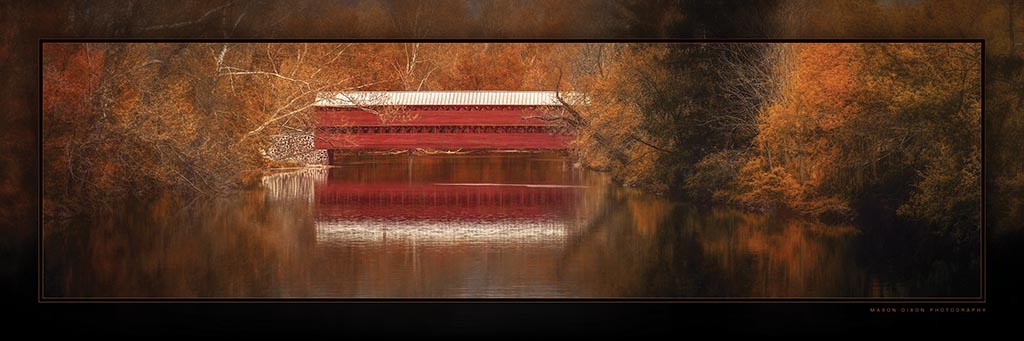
[757,44,861,189]
[42,44,108,216]
[42,44,104,121]
[734,156,804,211]
[734,42,980,230]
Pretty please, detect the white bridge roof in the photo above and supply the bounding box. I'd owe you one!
[315,91,577,107]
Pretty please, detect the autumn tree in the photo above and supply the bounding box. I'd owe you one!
[42,44,107,215]
[43,43,401,216]
[566,44,774,194]
[862,44,982,241]
[727,43,981,237]
[774,0,1020,237]
[731,44,861,218]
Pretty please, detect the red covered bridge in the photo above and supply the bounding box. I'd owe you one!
[314,91,575,152]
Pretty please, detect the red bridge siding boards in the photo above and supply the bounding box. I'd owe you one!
[315,133,571,150]
[314,105,572,150]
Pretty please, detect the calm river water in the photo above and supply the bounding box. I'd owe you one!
[43,152,979,298]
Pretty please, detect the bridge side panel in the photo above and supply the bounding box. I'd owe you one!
[314,133,572,150]
[316,107,558,126]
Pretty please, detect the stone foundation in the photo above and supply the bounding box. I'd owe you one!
[266,132,328,165]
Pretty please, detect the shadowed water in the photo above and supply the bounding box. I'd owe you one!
[43,152,979,298]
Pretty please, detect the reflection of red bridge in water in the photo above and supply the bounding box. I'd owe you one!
[314,91,575,153]
[316,182,582,221]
